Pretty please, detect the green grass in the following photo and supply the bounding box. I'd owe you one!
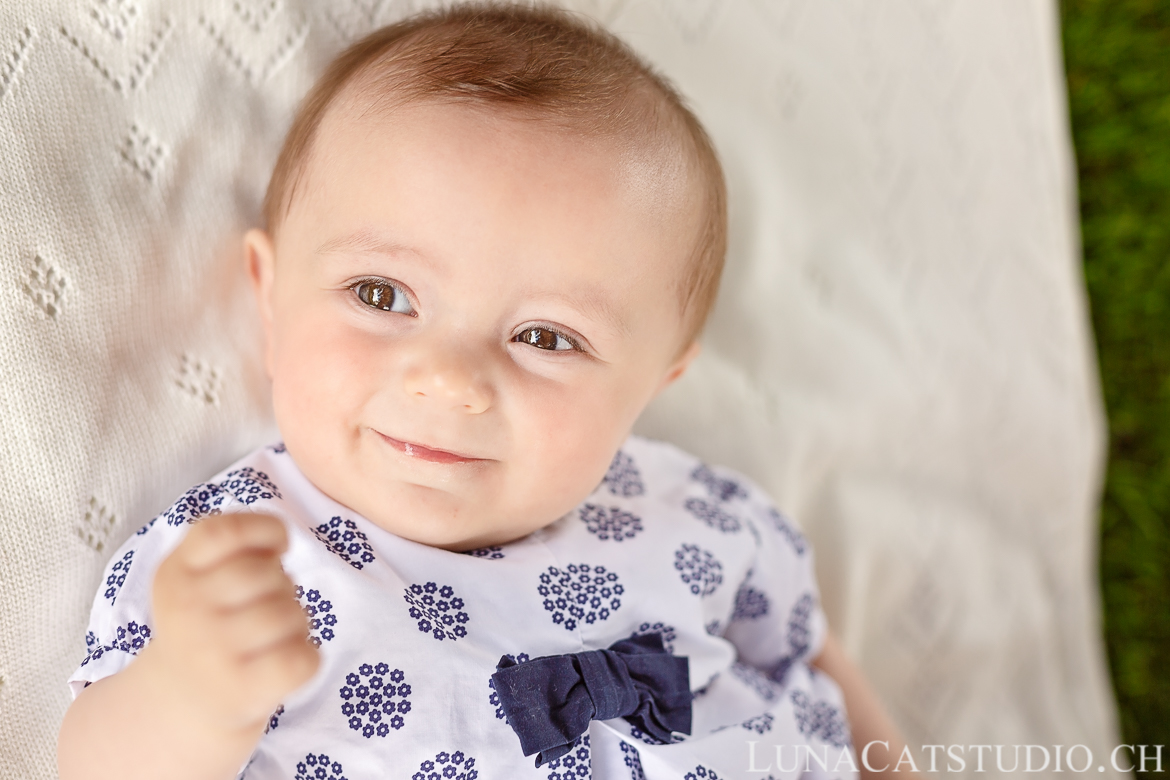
[1061,0,1170,745]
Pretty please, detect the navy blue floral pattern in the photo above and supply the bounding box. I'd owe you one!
[767,507,807,555]
[786,594,813,653]
[768,593,814,682]
[602,450,644,497]
[545,734,590,780]
[538,563,623,631]
[742,712,774,734]
[620,741,646,780]
[163,482,230,526]
[731,583,769,621]
[705,619,722,636]
[105,621,151,653]
[685,765,723,780]
[266,705,284,733]
[488,653,530,719]
[684,498,742,533]
[579,504,643,541]
[295,753,346,780]
[269,442,287,454]
[158,468,280,527]
[296,585,337,646]
[745,518,763,548]
[103,550,134,604]
[463,546,505,559]
[674,544,723,597]
[690,464,747,502]
[631,621,676,652]
[730,662,778,703]
[220,467,282,504]
[791,689,851,747]
[713,710,778,736]
[404,582,469,641]
[80,621,152,667]
[313,516,376,570]
[413,751,477,780]
[339,663,411,737]
[628,724,685,745]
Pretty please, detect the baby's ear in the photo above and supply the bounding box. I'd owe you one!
[654,340,701,397]
[243,228,277,377]
[244,228,275,295]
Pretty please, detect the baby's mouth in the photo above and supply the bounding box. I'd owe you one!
[374,430,483,464]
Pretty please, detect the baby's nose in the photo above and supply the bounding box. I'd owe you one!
[402,353,492,414]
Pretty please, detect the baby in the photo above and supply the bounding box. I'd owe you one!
[58,4,916,780]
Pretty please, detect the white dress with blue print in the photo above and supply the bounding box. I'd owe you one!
[70,436,858,780]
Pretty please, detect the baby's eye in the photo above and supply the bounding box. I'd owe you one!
[514,326,576,352]
[353,279,415,315]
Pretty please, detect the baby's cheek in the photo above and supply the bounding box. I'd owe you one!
[506,385,628,519]
[270,312,366,445]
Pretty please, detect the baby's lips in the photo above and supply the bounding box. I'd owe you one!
[374,430,485,464]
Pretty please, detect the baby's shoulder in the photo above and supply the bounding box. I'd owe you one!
[607,435,808,553]
[132,442,295,539]
[615,434,768,506]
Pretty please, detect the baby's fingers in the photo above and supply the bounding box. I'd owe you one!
[180,513,289,572]
[197,550,296,610]
[221,591,310,659]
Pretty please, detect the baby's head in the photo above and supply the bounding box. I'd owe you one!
[244,2,726,551]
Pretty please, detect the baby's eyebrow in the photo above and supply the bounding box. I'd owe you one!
[533,288,630,340]
[315,228,424,263]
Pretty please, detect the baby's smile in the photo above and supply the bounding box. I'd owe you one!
[372,429,487,465]
[244,99,702,552]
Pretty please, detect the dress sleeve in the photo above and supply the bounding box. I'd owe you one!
[717,470,828,683]
[65,480,225,698]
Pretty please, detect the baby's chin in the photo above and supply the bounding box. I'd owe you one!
[337,476,555,552]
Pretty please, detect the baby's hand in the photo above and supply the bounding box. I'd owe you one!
[144,512,319,735]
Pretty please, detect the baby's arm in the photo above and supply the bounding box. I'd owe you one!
[58,513,319,780]
[811,629,923,780]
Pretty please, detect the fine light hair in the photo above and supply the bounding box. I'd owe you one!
[261,2,727,345]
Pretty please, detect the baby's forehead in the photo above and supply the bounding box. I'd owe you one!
[316,84,701,223]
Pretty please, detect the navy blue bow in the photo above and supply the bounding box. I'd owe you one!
[491,632,692,766]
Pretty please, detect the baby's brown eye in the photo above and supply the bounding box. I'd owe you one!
[515,327,574,351]
[354,280,414,315]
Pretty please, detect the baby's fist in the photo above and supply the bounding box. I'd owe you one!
[147,512,319,733]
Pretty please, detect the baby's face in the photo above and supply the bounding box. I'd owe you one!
[246,99,700,550]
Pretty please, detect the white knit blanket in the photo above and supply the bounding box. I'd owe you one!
[0,1,1120,778]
